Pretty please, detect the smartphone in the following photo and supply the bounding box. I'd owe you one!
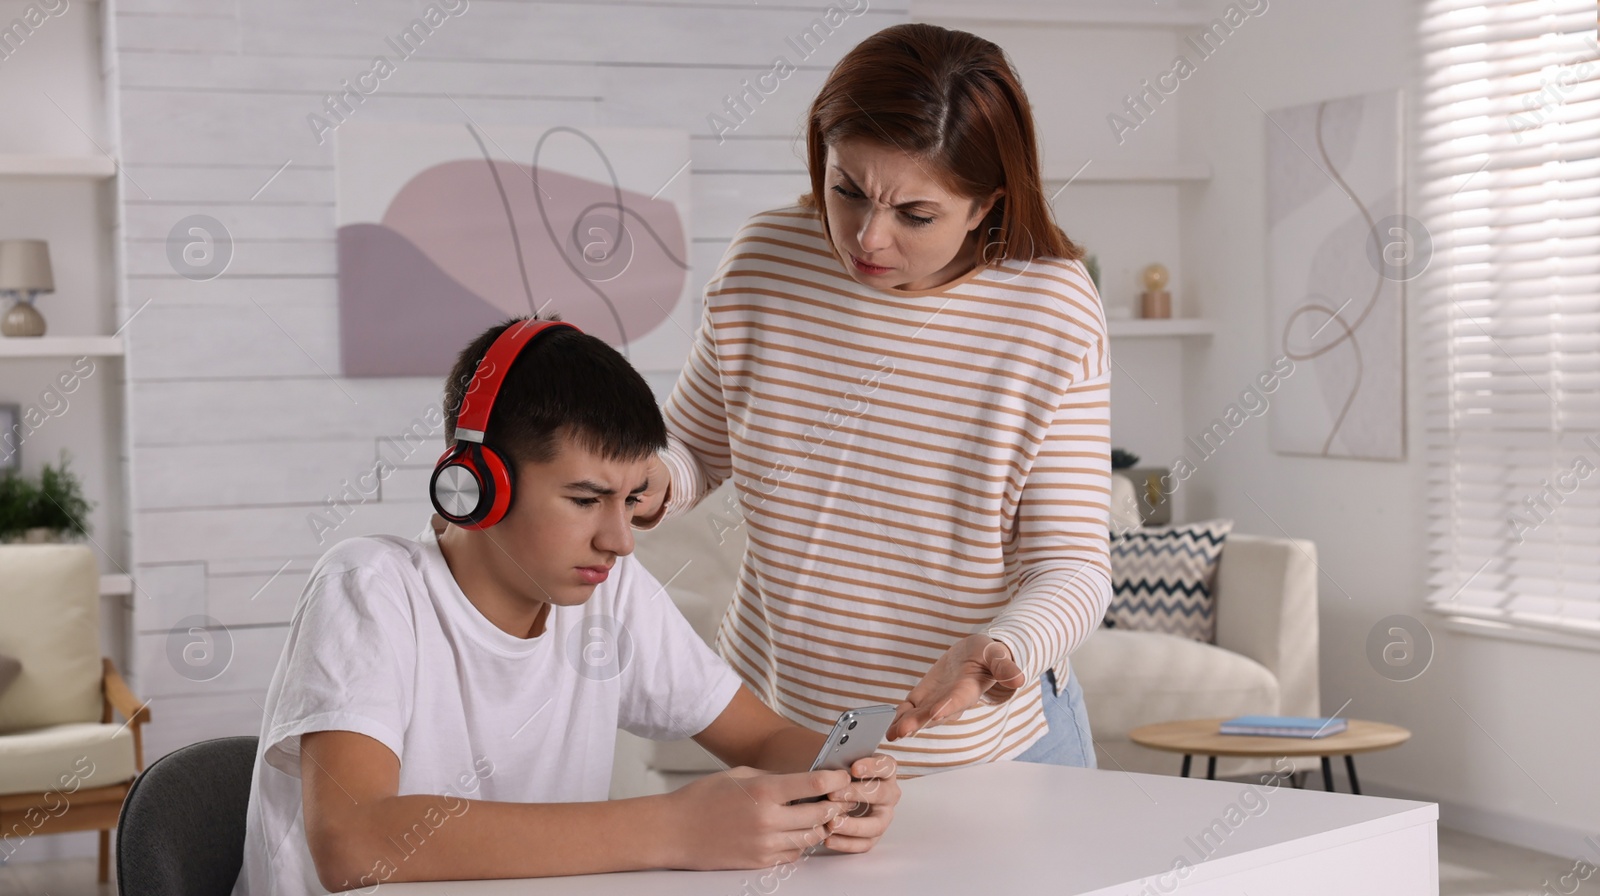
[790,704,897,804]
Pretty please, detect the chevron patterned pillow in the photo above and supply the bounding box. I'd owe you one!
[1104,519,1234,642]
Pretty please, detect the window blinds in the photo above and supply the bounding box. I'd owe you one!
[1420,0,1600,634]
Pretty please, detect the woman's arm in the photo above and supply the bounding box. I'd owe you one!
[982,359,1115,695]
[887,351,1116,741]
[633,250,743,530]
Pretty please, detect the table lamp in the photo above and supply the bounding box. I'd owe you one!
[1139,262,1172,319]
[0,239,55,338]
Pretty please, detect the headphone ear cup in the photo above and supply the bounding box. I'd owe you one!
[467,443,516,529]
[430,443,515,529]
[431,445,486,526]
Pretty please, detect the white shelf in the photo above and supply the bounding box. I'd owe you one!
[101,573,132,598]
[0,336,125,358]
[0,154,118,180]
[914,1,1210,28]
[1108,318,1213,338]
[1045,161,1213,184]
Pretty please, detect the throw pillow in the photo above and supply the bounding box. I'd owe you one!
[1104,519,1234,642]
[0,653,20,701]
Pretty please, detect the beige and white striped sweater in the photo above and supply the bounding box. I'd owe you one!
[650,205,1113,775]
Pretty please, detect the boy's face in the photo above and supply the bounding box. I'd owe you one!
[479,433,651,608]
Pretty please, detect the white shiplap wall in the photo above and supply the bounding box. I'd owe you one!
[112,0,909,761]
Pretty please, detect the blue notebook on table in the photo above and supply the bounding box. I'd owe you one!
[1219,715,1347,738]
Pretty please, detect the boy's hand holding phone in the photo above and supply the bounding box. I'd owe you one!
[813,751,900,854]
[658,701,903,869]
[660,753,901,869]
[660,766,856,870]
[786,703,901,852]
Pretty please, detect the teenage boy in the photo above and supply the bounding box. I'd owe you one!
[232,317,900,894]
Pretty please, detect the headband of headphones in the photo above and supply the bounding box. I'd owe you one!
[452,318,580,443]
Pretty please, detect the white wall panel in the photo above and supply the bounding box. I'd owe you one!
[118,54,599,98]
[130,378,440,444]
[125,275,337,310]
[135,438,381,508]
[114,13,239,54]
[136,499,435,565]
[207,565,314,626]
[128,561,207,634]
[122,199,333,242]
[119,163,335,204]
[688,134,807,173]
[691,172,811,239]
[133,624,288,697]
[122,238,337,278]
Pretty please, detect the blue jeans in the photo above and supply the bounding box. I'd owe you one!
[1013,666,1097,768]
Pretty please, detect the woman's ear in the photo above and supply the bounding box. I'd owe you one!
[968,188,1004,231]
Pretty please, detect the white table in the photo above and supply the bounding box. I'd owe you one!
[381,761,1439,895]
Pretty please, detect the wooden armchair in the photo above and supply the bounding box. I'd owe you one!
[0,545,151,883]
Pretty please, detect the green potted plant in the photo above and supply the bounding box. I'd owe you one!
[0,450,94,544]
[0,472,36,542]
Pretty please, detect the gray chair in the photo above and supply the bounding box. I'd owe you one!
[117,736,257,895]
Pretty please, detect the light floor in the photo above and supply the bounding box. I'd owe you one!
[0,827,1576,894]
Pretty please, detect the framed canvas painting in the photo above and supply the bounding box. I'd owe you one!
[1265,88,1407,460]
[336,121,694,377]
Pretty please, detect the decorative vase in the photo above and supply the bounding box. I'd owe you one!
[1124,467,1174,526]
[1109,473,1143,535]
[1139,291,1171,319]
[22,527,59,544]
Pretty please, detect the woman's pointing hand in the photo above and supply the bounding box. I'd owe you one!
[886,635,1028,742]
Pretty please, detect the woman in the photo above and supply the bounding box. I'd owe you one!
[633,22,1111,777]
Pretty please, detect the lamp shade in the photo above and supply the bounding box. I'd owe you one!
[0,240,54,293]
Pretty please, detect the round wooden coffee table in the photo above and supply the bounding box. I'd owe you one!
[1127,718,1411,794]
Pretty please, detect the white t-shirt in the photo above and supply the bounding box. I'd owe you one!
[232,515,742,895]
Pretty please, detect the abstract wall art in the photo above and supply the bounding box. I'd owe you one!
[1265,88,1406,460]
[336,121,693,377]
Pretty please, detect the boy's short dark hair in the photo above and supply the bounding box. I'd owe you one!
[443,314,667,468]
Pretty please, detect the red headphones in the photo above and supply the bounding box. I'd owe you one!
[430,318,580,529]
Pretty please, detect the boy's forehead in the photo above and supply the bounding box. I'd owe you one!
[530,435,650,486]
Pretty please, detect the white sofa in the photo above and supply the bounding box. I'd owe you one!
[611,480,1320,798]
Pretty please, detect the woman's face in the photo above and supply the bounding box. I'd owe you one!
[822,139,1002,292]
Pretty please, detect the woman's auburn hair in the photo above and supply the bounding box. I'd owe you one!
[797,22,1085,264]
